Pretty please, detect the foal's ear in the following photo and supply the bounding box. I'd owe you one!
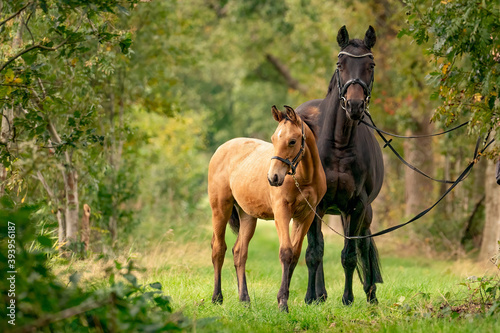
[272,105,283,122]
[364,25,376,49]
[284,105,298,124]
[337,25,350,49]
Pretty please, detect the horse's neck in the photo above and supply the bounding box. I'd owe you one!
[319,92,358,150]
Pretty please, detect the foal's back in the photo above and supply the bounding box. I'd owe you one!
[208,138,275,220]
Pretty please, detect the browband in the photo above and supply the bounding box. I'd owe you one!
[338,51,373,58]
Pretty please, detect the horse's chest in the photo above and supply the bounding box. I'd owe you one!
[325,158,358,200]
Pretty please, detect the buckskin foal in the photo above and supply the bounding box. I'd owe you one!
[208,105,326,312]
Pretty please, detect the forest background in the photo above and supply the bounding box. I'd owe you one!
[0,0,499,331]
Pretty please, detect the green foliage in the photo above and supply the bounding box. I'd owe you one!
[0,202,200,332]
[401,0,500,141]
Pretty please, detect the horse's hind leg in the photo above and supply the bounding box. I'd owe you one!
[232,209,257,303]
[210,195,234,304]
[305,214,327,304]
[357,205,383,304]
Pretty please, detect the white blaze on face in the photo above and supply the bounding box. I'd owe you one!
[278,129,282,139]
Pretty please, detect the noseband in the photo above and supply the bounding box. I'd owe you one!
[336,51,374,112]
[271,121,306,176]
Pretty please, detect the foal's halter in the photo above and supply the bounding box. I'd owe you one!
[271,121,306,176]
[336,51,375,112]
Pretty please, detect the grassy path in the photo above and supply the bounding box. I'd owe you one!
[141,222,499,332]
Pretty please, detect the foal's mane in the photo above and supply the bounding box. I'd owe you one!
[284,112,319,139]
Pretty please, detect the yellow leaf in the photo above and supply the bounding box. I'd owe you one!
[13,77,22,84]
[4,69,14,83]
[441,63,450,75]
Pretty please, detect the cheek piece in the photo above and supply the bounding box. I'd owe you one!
[270,121,306,176]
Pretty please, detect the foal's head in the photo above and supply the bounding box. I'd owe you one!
[335,25,376,120]
[268,105,305,187]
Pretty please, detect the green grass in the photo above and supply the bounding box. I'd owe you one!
[136,222,498,332]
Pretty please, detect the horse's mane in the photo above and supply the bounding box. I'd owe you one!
[342,39,366,50]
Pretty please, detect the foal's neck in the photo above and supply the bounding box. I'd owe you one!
[295,125,321,184]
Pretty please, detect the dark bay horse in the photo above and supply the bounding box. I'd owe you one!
[296,26,384,305]
[208,106,326,311]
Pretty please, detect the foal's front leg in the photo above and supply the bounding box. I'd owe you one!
[289,213,316,286]
[274,207,294,312]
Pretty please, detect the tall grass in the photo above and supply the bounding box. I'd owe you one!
[136,222,499,332]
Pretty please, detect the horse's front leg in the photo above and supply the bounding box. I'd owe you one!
[305,213,327,304]
[341,203,367,305]
[274,206,294,312]
[357,204,383,304]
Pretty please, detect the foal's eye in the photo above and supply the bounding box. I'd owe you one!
[289,139,296,146]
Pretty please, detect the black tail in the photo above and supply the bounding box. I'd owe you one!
[228,205,240,234]
[356,237,383,285]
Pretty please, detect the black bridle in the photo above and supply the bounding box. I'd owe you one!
[336,51,375,112]
[271,121,306,176]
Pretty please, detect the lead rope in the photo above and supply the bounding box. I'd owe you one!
[290,174,348,239]
[291,137,495,240]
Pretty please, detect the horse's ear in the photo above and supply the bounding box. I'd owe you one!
[284,105,298,124]
[272,105,283,122]
[364,25,376,49]
[337,25,349,49]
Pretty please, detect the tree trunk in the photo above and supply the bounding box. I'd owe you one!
[81,204,91,251]
[47,119,80,242]
[478,159,500,262]
[63,167,79,240]
[0,17,23,196]
[57,208,66,246]
[0,106,13,195]
[403,120,434,217]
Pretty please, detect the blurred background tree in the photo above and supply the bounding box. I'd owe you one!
[1,0,498,258]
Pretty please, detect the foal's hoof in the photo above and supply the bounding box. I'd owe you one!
[241,300,251,309]
[212,295,223,304]
[279,303,289,313]
[368,297,378,305]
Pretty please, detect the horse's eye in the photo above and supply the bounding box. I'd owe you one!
[289,139,296,146]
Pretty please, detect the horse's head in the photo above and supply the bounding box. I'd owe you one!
[268,105,305,187]
[335,25,376,121]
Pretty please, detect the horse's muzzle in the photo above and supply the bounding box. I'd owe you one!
[346,99,365,121]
